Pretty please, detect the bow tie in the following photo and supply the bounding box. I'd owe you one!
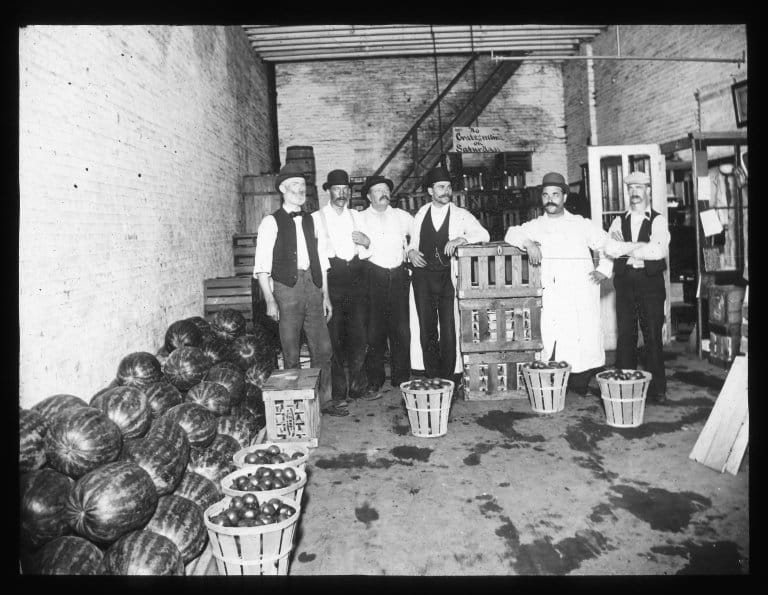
[289,211,304,219]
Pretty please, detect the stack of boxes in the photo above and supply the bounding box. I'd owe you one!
[455,242,543,399]
[707,284,746,367]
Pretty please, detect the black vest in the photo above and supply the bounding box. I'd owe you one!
[419,207,451,272]
[613,209,667,277]
[271,209,323,288]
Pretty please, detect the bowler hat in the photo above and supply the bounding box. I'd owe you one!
[322,169,351,191]
[423,166,452,190]
[624,171,651,186]
[540,172,569,193]
[360,175,394,197]
[275,161,308,192]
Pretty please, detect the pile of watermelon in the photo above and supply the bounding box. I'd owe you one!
[19,309,278,575]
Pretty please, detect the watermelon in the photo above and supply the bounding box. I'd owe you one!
[31,394,89,420]
[245,359,273,390]
[64,460,158,544]
[210,308,247,342]
[19,408,49,472]
[174,470,220,510]
[200,336,232,366]
[241,383,266,416]
[100,529,184,575]
[161,403,217,448]
[231,404,264,438]
[20,468,74,549]
[155,347,170,367]
[185,380,232,417]
[216,415,253,449]
[187,447,235,486]
[186,315,213,337]
[115,352,163,389]
[209,360,241,373]
[164,319,203,353]
[227,334,263,371]
[143,381,183,418]
[89,386,151,440]
[91,378,121,401]
[205,365,246,406]
[29,535,103,575]
[162,346,211,392]
[45,407,123,478]
[207,432,242,461]
[123,433,189,496]
[145,494,207,564]
[146,415,190,454]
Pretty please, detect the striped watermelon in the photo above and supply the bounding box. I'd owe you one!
[187,446,235,486]
[143,381,183,418]
[45,407,123,478]
[89,386,151,440]
[164,319,203,354]
[123,433,189,495]
[28,535,103,575]
[20,468,74,549]
[174,470,220,511]
[145,494,207,564]
[205,366,245,406]
[116,351,163,389]
[161,402,217,448]
[19,408,49,472]
[200,336,232,367]
[100,529,184,575]
[210,308,247,342]
[64,460,158,544]
[162,346,211,392]
[146,415,190,454]
[31,394,89,420]
[185,380,232,416]
[216,414,253,449]
[207,432,241,461]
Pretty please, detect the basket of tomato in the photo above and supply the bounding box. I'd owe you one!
[520,360,571,414]
[232,442,310,472]
[596,369,652,428]
[221,464,307,505]
[399,378,454,438]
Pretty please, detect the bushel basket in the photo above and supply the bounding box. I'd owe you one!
[521,363,571,413]
[596,369,652,428]
[399,380,454,438]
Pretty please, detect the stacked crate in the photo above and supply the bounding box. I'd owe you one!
[233,233,257,277]
[204,276,257,323]
[456,242,543,400]
[707,284,746,368]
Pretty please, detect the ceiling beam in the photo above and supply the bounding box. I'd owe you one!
[253,41,578,57]
[242,25,605,39]
[259,48,545,62]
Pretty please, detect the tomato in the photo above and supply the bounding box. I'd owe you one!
[225,508,241,524]
[291,452,304,460]
[283,468,297,482]
[259,478,273,490]
[557,361,569,368]
[244,452,260,465]
[266,445,281,456]
[230,496,245,510]
[279,504,296,517]
[235,476,250,490]
[271,477,285,489]
[238,518,257,527]
[241,508,257,520]
[260,502,277,517]
[242,493,259,508]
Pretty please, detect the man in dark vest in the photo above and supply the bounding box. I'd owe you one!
[407,166,489,388]
[605,170,671,403]
[253,161,345,416]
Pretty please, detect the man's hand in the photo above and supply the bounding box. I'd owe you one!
[265,298,280,322]
[352,231,370,248]
[408,248,427,268]
[610,230,624,242]
[323,294,333,322]
[589,270,608,284]
[524,240,542,266]
[444,237,467,256]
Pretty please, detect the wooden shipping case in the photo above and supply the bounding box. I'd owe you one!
[262,368,321,448]
[462,350,541,400]
[204,276,256,322]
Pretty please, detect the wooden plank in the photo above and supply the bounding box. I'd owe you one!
[204,277,252,288]
[233,233,258,247]
[461,339,543,353]
[457,286,542,299]
[478,255,489,289]
[723,414,748,475]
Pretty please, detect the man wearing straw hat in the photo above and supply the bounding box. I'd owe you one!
[253,161,343,416]
[311,169,369,407]
[504,172,612,395]
[604,170,670,403]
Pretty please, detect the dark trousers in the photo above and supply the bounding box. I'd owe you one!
[614,269,667,398]
[327,258,368,400]
[412,268,456,379]
[272,270,332,405]
[366,263,411,389]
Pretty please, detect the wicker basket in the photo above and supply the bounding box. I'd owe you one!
[400,380,454,438]
[220,466,307,505]
[596,370,652,428]
[204,496,300,576]
[521,363,571,413]
[232,442,310,471]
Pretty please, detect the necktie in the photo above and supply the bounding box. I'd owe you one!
[289,211,303,218]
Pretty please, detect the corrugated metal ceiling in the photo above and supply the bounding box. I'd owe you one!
[242,24,608,62]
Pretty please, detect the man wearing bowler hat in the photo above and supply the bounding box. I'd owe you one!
[505,171,612,395]
[311,169,370,405]
[408,165,489,389]
[604,170,670,403]
[253,161,344,416]
[355,174,415,398]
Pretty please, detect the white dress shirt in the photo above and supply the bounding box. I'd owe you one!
[427,202,450,230]
[253,207,330,277]
[604,208,670,268]
[357,206,414,269]
[311,204,360,261]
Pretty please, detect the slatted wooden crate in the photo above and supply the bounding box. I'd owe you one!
[458,297,543,353]
[233,233,257,277]
[262,368,321,448]
[708,285,746,326]
[455,242,542,300]
[204,276,256,322]
[462,350,541,400]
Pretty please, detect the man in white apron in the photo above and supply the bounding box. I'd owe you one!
[504,172,612,394]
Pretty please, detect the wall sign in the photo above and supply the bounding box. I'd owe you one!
[452,126,517,153]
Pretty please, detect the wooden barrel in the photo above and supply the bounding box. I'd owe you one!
[285,146,316,184]
[242,174,279,194]
[243,191,282,233]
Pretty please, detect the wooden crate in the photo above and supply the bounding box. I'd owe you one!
[462,350,541,401]
[708,285,746,326]
[708,328,741,368]
[262,368,321,448]
[458,296,543,353]
[455,242,541,300]
[204,276,255,322]
[233,234,257,277]
[243,191,282,233]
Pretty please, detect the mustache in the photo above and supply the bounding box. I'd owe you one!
[379,195,390,201]
[545,202,558,208]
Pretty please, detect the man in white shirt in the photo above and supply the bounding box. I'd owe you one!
[253,162,344,416]
[312,169,369,405]
[408,166,489,388]
[505,172,612,395]
[355,175,415,397]
[604,170,671,403]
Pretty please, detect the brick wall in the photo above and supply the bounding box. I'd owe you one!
[564,25,747,182]
[275,56,566,204]
[19,26,276,408]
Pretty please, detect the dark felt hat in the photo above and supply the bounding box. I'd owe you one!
[423,166,452,190]
[275,161,308,191]
[540,172,569,193]
[322,169,351,191]
[360,175,394,197]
